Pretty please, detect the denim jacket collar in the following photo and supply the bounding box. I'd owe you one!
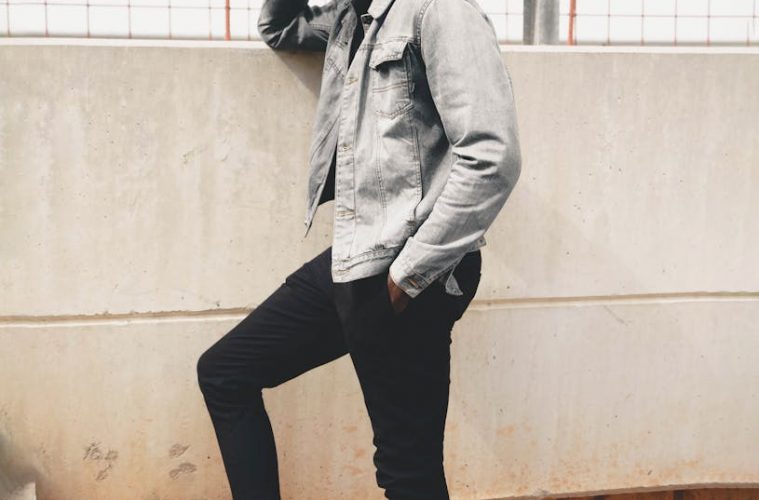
[339,0,395,23]
[366,0,396,21]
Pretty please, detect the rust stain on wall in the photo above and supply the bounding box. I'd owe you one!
[497,424,517,437]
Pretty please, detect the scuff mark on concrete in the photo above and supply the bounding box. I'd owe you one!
[168,444,190,458]
[169,462,197,479]
[83,442,118,480]
[602,305,628,325]
[181,144,207,165]
[82,442,103,461]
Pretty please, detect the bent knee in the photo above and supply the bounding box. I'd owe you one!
[196,346,219,388]
[195,343,273,396]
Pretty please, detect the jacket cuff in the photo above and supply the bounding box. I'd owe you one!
[388,243,431,299]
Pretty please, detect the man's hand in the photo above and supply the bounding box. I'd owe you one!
[387,272,411,314]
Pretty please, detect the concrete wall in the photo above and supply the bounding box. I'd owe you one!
[1,39,757,500]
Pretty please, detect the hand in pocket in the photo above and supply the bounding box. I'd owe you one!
[385,270,410,315]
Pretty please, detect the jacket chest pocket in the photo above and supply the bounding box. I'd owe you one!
[368,39,414,118]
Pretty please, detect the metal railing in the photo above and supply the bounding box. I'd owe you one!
[1,0,757,45]
[565,0,759,46]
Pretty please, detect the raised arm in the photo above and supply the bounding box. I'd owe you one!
[388,0,522,298]
[257,0,342,51]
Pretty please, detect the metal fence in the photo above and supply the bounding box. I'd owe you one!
[565,0,759,46]
[1,0,757,45]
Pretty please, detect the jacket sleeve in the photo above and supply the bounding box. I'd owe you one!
[388,0,522,299]
[257,0,341,51]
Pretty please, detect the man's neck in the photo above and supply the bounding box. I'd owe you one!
[351,0,371,16]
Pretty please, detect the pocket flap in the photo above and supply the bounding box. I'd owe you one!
[368,40,410,69]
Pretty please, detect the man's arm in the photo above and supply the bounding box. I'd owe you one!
[257,0,341,51]
[388,0,522,299]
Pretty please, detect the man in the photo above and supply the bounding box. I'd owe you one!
[196,0,521,496]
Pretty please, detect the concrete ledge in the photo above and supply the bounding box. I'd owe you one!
[4,37,759,54]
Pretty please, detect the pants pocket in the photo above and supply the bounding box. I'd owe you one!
[450,264,482,323]
[379,269,405,320]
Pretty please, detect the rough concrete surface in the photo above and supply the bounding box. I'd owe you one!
[0,40,757,499]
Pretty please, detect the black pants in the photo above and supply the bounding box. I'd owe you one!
[196,245,481,500]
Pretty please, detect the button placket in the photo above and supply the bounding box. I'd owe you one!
[334,44,360,260]
[332,7,380,265]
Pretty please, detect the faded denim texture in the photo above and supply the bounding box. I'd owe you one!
[257,0,521,298]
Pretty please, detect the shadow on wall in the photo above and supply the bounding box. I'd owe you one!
[0,433,38,500]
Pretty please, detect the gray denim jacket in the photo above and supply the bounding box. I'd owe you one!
[258,0,521,298]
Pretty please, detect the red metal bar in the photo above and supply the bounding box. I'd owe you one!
[225,0,231,40]
[568,0,576,45]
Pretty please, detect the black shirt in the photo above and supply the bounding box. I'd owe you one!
[318,0,371,205]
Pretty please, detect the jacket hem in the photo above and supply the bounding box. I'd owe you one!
[331,247,401,283]
[330,235,487,292]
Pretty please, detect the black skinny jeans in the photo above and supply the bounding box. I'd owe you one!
[196,245,481,499]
